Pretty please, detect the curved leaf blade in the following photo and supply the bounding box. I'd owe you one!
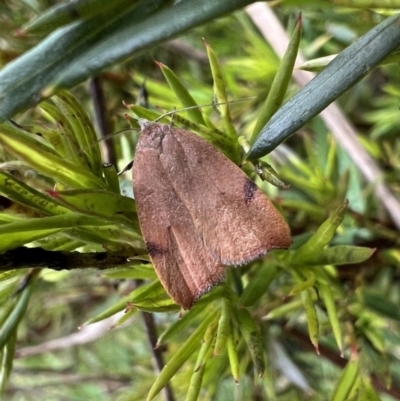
[247,12,400,159]
[0,0,254,122]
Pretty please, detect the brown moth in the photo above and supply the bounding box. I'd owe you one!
[132,121,291,309]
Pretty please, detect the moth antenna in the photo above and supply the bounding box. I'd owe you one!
[168,108,177,127]
[154,97,256,122]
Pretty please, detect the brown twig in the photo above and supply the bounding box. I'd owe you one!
[0,247,133,271]
[89,76,117,166]
[141,311,176,401]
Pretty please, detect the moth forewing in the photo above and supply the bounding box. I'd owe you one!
[132,122,291,309]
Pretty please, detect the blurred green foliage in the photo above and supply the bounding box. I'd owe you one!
[0,1,399,401]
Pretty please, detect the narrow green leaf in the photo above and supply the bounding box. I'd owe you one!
[330,356,359,401]
[234,307,265,377]
[131,296,180,313]
[204,41,240,163]
[185,323,216,401]
[103,265,157,280]
[0,277,35,349]
[0,271,27,283]
[102,164,121,194]
[301,289,319,353]
[0,295,18,329]
[281,199,325,220]
[0,229,62,252]
[0,210,140,251]
[0,122,106,190]
[0,215,21,224]
[0,213,119,234]
[39,101,93,168]
[48,189,135,219]
[157,62,206,125]
[287,272,315,297]
[42,237,83,251]
[363,326,385,354]
[308,245,375,266]
[359,376,381,401]
[165,113,233,157]
[51,91,103,177]
[0,330,16,392]
[279,169,326,200]
[247,12,400,159]
[84,281,164,325]
[0,171,69,216]
[213,298,231,356]
[239,263,277,307]
[251,14,302,141]
[226,334,240,383]
[155,306,205,348]
[298,54,336,72]
[147,311,217,401]
[66,223,142,246]
[110,308,137,329]
[324,136,337,180]
[123,280,166,304]
[253,161,289,189]
[185,355,208,401]
[291,201,348,264]
[129,105,167,123]
[319,282,343,355]
[263,299,304,320]
[22,0,139,35]
[337,169,350,205]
